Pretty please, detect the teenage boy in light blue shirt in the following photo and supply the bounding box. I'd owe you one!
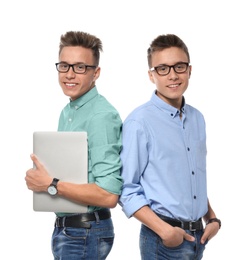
[119,34,220,260]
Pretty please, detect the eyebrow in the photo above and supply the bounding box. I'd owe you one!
[59,61,87,65]
[155,62,189,66]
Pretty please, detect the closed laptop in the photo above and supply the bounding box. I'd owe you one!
[32,131,88,213]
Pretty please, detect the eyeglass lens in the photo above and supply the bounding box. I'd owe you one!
[56,63,87,73]
[156,63,188,75]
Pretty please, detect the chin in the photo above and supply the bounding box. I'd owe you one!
[63,90,77,100]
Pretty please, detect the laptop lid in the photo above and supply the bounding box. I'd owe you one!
[33,131,88,213]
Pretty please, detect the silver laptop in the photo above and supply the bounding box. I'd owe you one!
[33,131,88,213]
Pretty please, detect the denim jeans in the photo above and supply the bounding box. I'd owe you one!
[51,217,114,260]
[140,224,208,260]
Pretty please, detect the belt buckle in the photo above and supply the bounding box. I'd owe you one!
[189,221,196,231]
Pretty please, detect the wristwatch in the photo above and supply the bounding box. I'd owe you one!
[206,218,221,229]
[47,178,60,196]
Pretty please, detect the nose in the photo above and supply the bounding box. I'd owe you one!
[168,67,178,80]
[66,66,76,78]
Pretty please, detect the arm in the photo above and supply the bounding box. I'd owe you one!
[26,111,122,208]
[56,180,118,208]
[25,154,119,208]
[200,199,220,244]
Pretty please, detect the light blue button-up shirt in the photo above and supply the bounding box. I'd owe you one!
[119,91,208,221]
[58,87,123,214]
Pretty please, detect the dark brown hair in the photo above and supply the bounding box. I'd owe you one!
[147,34,190,68]
[59,31,103,66]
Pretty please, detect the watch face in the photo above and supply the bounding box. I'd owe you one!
[48,186,57,195]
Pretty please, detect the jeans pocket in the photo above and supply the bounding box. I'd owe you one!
[63,227,87,239]
[98,236,114,259]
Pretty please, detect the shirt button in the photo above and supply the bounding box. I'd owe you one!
[69,118,72,122]
[192,171,195,175]
[170,113,173,116]
[194,196,196,199]
[187,147,190,151]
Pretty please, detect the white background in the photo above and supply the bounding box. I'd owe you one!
[1,1,246,259]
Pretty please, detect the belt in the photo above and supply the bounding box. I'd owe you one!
[157,214,203,231]
[55,209,111,228]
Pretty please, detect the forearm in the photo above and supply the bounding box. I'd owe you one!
[133,206,173,239]
[57,181,119,208]
[203,199,217,223]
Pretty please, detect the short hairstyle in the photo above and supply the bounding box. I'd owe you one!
[59,31,103,66]
[147,34,190,68]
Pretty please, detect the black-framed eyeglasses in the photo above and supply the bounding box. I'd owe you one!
[55,62,97,74]
[150,62,189,76]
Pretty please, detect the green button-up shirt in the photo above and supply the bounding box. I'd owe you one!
[57,86,123,213]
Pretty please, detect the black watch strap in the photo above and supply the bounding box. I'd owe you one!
[51,178,60,187]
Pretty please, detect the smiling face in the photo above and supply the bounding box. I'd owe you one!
[58,46,100,101]
[148,47,191,109]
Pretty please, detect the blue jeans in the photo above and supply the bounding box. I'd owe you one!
[140,224,208,260]
[51,217,114,259]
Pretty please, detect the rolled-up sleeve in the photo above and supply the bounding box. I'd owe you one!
[119,119,150,217]
[88,112,123,195]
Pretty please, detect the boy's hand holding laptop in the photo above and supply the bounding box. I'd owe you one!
[26,154,53,193]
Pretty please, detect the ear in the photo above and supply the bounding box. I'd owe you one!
[188,65,192,78]
[93,67,101,81]
[148,70,155,84]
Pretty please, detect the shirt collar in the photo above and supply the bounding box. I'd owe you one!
[151,90,186,119]
[69,86,98,110]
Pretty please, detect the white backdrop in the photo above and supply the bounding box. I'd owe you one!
[1,1,246,259]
